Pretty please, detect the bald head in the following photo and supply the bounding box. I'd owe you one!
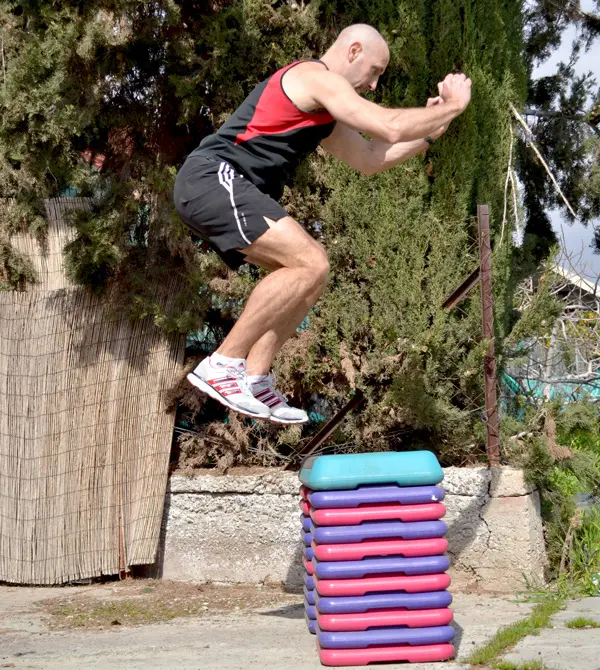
[335,24,389,57]
[321,24,390,94]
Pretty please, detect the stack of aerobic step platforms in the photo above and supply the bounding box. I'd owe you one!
[299,451,453,667]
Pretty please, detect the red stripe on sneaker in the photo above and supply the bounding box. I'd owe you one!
[215,384,240,393]
[207,376,236,384]
[215,381,239,389]
[265,397,283,407]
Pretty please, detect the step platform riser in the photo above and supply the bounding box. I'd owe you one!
[315,623,455,649]
[314,589,453,614]
[312,555,451,579]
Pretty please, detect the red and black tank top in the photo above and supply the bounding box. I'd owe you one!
[192,60,336,201]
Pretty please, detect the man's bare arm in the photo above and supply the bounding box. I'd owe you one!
[321,123,430,175]
[305,71,470,144]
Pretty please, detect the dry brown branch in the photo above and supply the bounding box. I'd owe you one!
[500,123,515,246]
[544,411,573,461]
[509,102,578,219]
[1,28,6,93]
[559,508,583,575]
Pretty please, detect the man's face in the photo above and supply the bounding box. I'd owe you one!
[346,42,389,94]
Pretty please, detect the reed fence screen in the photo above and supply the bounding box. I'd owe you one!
[0,198,185,584]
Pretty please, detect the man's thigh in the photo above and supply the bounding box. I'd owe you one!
[239,216,326,270]
[174,155,288,270]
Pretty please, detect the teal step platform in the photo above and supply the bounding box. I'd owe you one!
[299,451,443,491]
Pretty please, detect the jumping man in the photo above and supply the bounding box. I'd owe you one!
[174,24,472,425]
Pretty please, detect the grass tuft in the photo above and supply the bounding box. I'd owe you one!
[565,616,600,629]
[493,661,547,670]
[469,597,563,666]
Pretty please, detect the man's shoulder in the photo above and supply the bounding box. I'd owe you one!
[281,59,330,80]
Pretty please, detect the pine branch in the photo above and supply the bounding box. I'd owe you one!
[524,108,587,122]
[564,0,600,26]
[546,0,600,26]
[523,107,600,138]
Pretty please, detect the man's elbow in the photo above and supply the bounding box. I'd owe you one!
[361,163,381,177]
[380,123,400,144]
[382,119,416,144]
[359,162,377,177]
[357,148,379,176]
[358,142,386,176]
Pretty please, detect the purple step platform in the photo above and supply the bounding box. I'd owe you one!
[304,586,315,606]
[305,600,316,619]
[315,623,455,649]
[313,555,450,579]
[308,484,445,509]
[314,590,453,614]
[301,528,314,546]
[304,572,315,590]
[311,520,447,544]
[303,545,315,561]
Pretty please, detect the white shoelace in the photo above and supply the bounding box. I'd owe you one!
[220,364,251,394]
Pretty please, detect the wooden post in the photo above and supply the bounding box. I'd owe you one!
[478,204,501,466]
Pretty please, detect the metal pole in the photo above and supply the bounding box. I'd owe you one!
[478,204,501,466]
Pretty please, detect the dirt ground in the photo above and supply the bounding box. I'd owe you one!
[37,580,301,630]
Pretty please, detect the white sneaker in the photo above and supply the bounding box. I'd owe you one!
[187,357,271,419]
[249,374,309,424]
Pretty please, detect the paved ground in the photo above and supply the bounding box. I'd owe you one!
[0,583,599,669]
[0,583,531,669]
[502,596,600,670]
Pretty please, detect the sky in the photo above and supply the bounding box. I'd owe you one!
[532,0,600,279]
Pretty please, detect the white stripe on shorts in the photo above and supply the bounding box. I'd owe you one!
[217,162,251,246]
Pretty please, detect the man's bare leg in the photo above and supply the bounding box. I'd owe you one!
[215,217,329,363]
[190,216,327,423]
[244,279,326,375]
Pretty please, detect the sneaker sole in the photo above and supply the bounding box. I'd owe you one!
[269,415,310,425]
[187,373,271,420]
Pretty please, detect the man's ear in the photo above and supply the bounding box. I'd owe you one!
[348,42,362,62]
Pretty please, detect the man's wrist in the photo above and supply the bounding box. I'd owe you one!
[444,99,464,114]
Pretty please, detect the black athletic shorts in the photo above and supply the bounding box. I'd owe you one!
[173,152,288,270]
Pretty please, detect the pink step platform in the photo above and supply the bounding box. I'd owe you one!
[303,556,314,575]
[312,537,448,561]
[311,502,446,525]
[316,641,455,666]
[316,607,453,631]
[314,573,451,597]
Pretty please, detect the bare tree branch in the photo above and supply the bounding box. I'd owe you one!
[523,107,600,138]
[509,102,580,219]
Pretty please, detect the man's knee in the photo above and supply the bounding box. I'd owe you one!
[240,216,330,286]
[293,244,329,296]
[308,246,330,288]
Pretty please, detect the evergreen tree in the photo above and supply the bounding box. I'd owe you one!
[0,1,529,462]
[519,0,600,258]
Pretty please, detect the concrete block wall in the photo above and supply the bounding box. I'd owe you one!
[160,467,546,592]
